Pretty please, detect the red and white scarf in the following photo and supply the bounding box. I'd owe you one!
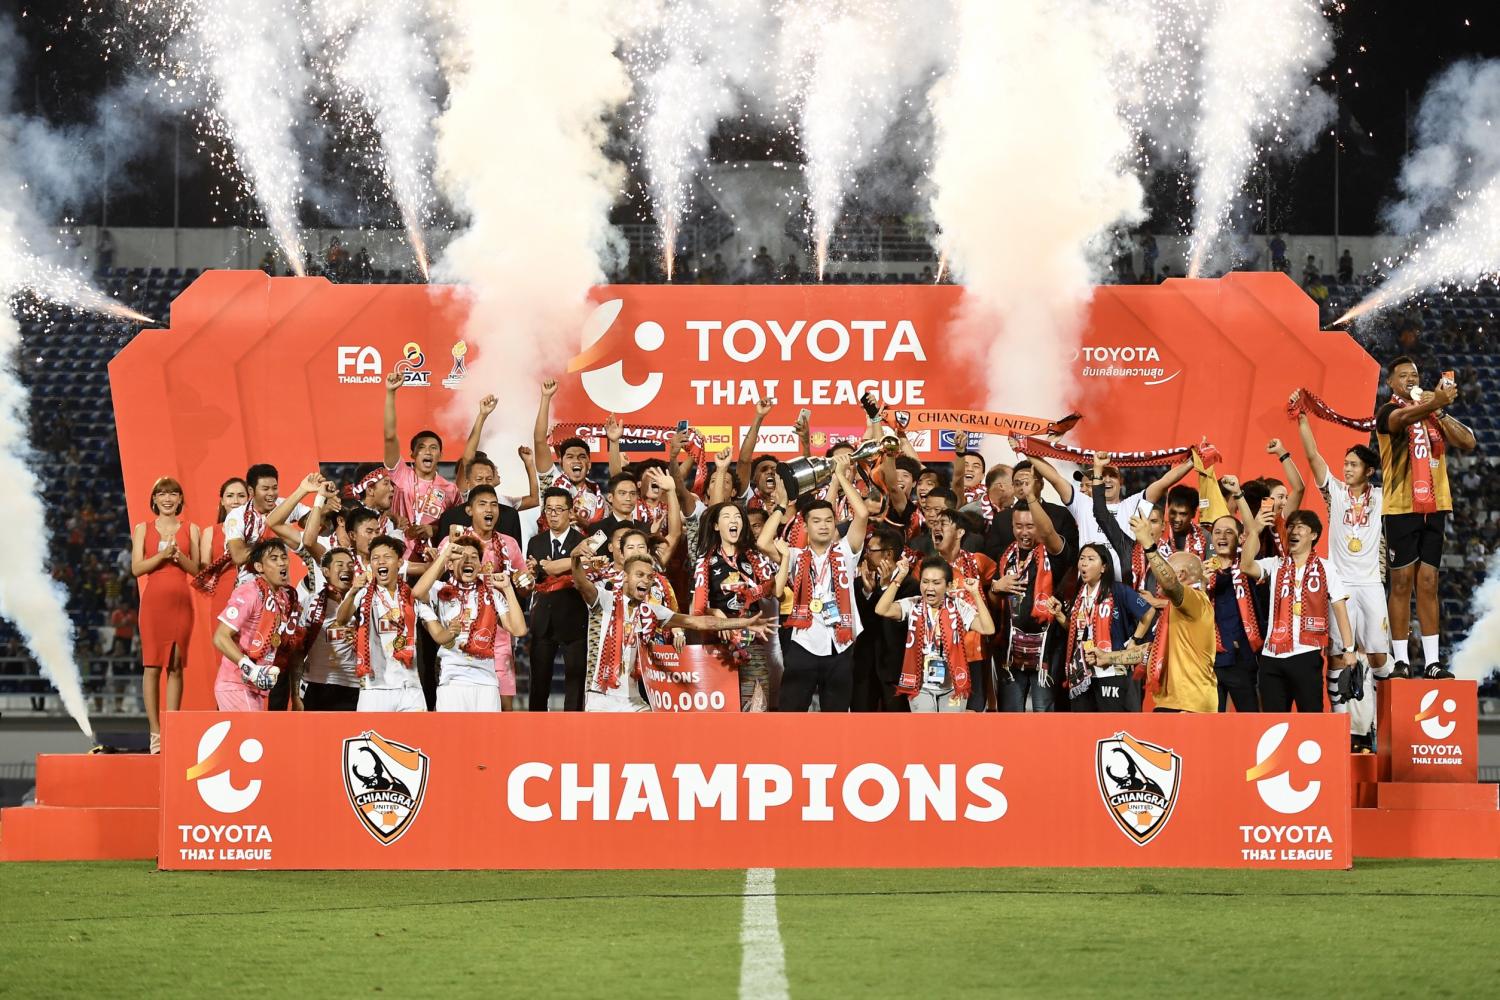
[354,582,417,680]
[1265,557,1330,656]
[241,577,292,663]
[1000,542,1053,626]
[1206,559,1263,654]
[595,592,663,691]
[435,581,500,659]
[302,582,339,651]
[1397,398,1446,513]
[897,597,970,697]
[1063,582,1115,694]
[1130,539,1172,592]
[785,544,855,646]
[193,506,270,595]
[1167,524,1210,561]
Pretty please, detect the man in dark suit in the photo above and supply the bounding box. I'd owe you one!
[525,487,589,710]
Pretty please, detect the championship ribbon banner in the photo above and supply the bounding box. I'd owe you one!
[640,644,740,713]
[161,713,1350,870]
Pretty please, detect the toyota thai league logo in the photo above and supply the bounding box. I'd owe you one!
[1095,731,1182,845]
[1414,689,1458,741]
[186,720,263,814]
[342,731,430,845]
[1246,722,1322,815]
[569,298,664,413]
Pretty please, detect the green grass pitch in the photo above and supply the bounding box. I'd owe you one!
[2,861,1498,997]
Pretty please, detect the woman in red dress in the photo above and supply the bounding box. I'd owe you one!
[195,477,249,621]
[132,477,201,753]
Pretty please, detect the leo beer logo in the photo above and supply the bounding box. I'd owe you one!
[343,731,430,845]
[1095,731,1181,845]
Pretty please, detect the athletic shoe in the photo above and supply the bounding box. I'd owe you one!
[1350,734,1375,754]
[1384,661,1410,680]
[1423,662,1455,679]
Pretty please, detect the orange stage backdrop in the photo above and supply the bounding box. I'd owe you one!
[161,712,1351,870]
[110,271,1379,709]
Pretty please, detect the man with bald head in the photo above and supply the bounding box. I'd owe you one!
[1131,513,1217,713]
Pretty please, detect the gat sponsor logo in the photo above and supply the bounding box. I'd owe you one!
[395,342,432,387]
[343,730,430,845]
[337,346,383,384]
[1075,345,1180,386]
[570,298,666,413]
[1410,689,1465,763]
[1095,731,1181,845]
[187,720,263,814]
[1241,723,1333,861]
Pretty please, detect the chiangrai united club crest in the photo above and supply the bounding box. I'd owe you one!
[342,731,429,845]
[1095,731,1182,846]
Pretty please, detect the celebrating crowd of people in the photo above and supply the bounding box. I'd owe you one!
[128,354,1475,750]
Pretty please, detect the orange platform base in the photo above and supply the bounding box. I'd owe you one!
[0,805,158,862]
[1376,782,1499,811]
[0,754,161,862]
[1352,807,1500,859]
[35,753,161,807]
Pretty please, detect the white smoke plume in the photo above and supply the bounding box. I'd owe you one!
[434,1,630,486]
[782,0,952,279]
[1451,549,1500,683]
[0,22,96,738]
[312,0,441,277]
[162,0,312,275]
[928,0,1143,422]
[1186,0,1333,277]
[1340,60,1500,323]
[628,0,737,277]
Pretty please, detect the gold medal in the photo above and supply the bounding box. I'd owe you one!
[1348,537,1362,553]
[270,633,282,648]
[809,598,824,614]
[1292,601,1302,616]
[725,572,742,588]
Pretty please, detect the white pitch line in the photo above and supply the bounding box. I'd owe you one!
[739,867,790,1000]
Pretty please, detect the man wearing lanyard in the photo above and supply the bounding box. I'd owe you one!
[763,454,868,712]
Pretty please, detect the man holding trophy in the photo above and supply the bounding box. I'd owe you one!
[1375,357,1476,678]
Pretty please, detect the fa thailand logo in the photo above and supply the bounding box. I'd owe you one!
[343,731,430,845]
[569,298,665,413]
[1414,690,1457,741]
[337,346,383,384]
[186,720,263,814]
[395,342,431,387]
[1246,722,1322,815]
[1096,731,1182,845]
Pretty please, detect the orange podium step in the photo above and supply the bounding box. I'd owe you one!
[1376,782,1499,811]
[36,753,161,808]
[1352,807,1500,859]
[1349,754,1379,808]
[0,805,157,862]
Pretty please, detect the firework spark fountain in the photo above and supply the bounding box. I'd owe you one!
[314,0,441,278]
[928,0,1142,420]
[1185,0,1332,278]
[1338,60,1500,325]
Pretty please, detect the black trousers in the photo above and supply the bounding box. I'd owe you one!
[1216,645,1260,713]
[417,628,439,711]
[302,681,359,712]
[1258,649,1324,712]
[529,636,588,712]
[779,642,853,712]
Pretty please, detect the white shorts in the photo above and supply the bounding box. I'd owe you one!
[436,684,502,712]
[585,685,647,713]
[1330,582,1388,654]
[357,687,428,712]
